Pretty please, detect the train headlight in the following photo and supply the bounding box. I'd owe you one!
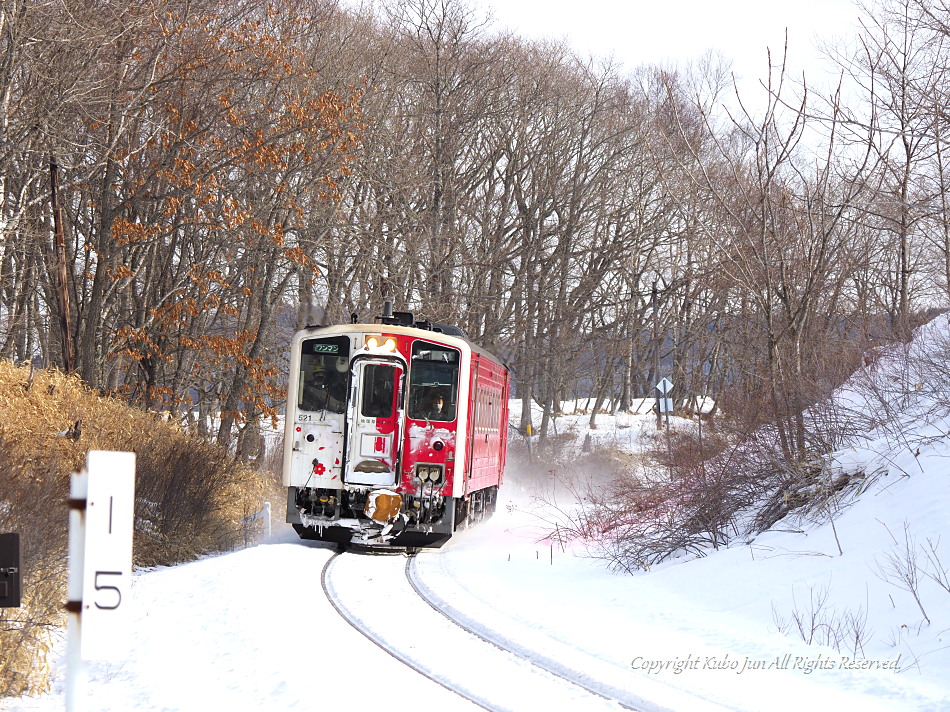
[363,335,397,352]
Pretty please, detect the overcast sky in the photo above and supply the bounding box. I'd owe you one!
[481,0,862,99]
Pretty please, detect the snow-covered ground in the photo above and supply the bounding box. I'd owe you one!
[4,318,950,711]
[2,472,946,712]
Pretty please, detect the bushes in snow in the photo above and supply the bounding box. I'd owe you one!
[0,360,277,697]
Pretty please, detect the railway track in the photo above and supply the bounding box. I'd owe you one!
[320,549,643,712]
[321,549,488,710]
[406,554,648,711]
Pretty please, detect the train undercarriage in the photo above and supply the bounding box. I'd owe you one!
[288,485,498,549]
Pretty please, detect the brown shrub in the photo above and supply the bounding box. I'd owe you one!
[525,422,764,572]
[0,360,270,696]
[0,436,66,697]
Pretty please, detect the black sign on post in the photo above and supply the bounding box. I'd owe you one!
[0,532,21,608]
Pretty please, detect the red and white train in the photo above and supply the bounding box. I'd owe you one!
[282,304,510,548]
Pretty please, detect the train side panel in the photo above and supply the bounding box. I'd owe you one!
[464,352,508,496]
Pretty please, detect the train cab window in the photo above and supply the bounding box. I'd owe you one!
[299,337,349,413]
[409,341,460,421]
[361,364,397,418]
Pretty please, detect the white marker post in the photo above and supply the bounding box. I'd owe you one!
[66,451,136,712]
[655,377,674,429]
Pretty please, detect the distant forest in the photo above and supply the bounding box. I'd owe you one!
[1,0,948,460]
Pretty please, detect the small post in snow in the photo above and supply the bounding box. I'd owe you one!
[655,377,673,429]
[65,451,136,712]
[655,378,674,477]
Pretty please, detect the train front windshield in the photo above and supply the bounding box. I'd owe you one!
[409,341,460,421]
[360,363,398,418]
[298,337,350,414]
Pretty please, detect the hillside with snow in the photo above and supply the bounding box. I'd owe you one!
[3,318,950,711]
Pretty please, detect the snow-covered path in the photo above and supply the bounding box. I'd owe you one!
[325,550,633,711]
[42,540,484,711]
[3,496,946,712]
[1,522,724,712]
[430,498,947,712]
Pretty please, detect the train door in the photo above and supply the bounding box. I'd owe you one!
[344,358,405,486]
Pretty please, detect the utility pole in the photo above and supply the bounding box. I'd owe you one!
[50,155,74,374]
[652,281,661,429]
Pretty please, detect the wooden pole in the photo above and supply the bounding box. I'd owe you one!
[50,155,74,374]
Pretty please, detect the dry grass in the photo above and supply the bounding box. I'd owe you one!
[0,359,276,697]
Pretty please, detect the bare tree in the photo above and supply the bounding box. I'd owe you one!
[664,45,876,460]
[825,0,948,338]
